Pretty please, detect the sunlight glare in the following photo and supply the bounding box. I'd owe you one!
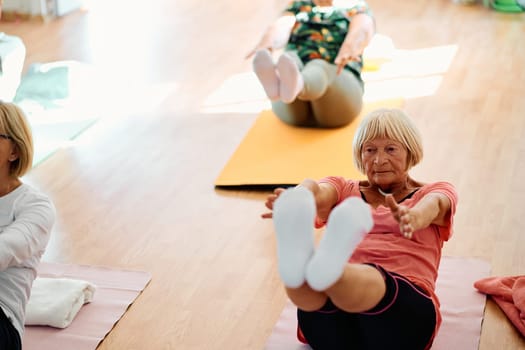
[201,43,458,113]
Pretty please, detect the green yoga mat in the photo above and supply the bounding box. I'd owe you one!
[13,61,100,167]
[491,0,524,11]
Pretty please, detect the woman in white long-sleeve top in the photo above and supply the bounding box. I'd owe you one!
[0,101,56,350]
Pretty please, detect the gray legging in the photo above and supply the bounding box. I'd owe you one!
[272,51,364,128]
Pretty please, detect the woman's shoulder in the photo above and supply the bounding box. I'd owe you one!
[417,181,458,201]
[12,184,56,225]
[420,181,456,191]
[14,184,55,209]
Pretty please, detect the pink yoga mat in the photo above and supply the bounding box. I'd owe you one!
[23,262,151,350]
[265,256,491,350]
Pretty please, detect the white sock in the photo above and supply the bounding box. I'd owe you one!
[305,197,373,291]
[253,49,280,101]
[272,187,316,288]
[276,53,304,104]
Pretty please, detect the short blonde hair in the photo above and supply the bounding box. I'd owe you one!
[352,108,423,173]
[0,102,34,177]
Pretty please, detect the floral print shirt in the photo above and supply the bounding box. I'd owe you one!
[284,0,372,75]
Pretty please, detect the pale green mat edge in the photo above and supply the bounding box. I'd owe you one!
[12,60,100,167]
[31,118,98,167]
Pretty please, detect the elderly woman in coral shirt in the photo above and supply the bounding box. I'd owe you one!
[263,108,457,349]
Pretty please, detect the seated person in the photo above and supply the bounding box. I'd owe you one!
[0,101,56,350]
[262,108,457,349]
[247,0,375,128]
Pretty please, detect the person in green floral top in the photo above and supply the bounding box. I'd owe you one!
[247,0,375,128]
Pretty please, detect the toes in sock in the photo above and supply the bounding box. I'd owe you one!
[253,49,280,101]
[306,197,373,291]
[273,187,316,288]
[276,53,304,104]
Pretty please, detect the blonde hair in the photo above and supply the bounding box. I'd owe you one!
[352,108,423,173]
[0,102,34,177]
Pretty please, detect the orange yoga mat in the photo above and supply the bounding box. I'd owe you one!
[265,256,491,350]
[215,99,404,187]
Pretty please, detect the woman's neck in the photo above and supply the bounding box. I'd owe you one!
[375,180,411,196]
[360,178,421,208]
[0,177,21,197]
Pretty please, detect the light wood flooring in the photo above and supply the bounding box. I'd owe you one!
[1,0,524,349]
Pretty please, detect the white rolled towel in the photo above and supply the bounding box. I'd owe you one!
[25,277,96,328]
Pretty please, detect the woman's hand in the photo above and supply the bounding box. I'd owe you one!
[386,191,452,239]
[335,13,374,74]
[334,40,362,75]
[385,194,416,239]
[261,187,287,218]
[246,14,296,60]
[261,179,337,222]
[300,179,335,223]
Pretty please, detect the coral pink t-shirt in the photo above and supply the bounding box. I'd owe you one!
[317,177,458,334]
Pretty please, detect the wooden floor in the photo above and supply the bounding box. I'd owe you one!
[2,0,525,349]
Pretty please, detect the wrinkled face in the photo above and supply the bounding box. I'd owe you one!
[361,138,409,187]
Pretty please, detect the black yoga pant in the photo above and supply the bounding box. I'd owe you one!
[297,265,436,350]
[0,307,21,350]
